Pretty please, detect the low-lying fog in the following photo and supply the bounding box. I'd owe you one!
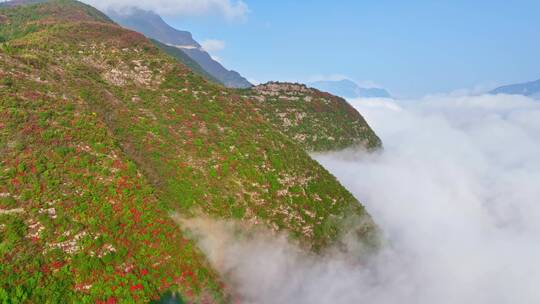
[182,94,540,304]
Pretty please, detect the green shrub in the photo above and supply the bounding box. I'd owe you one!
[0,196,17,208]
[1,77,13,87]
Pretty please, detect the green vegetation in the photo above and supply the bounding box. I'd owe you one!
[243,82,382,152]
[0,0,378,302]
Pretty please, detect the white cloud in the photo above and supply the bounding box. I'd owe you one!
[201,39,226,53]
[81,0,249,20]
[178,94,540,304]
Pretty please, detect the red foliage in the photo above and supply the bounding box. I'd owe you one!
[96,296,117,304]
[130,284,144,292]
[22,91,43,101]
[130,208,142,223]
[140,269,149,276]
[51,260,65,269]
[21,122,42,135]
[114,269,126,277]
[40,264,50,274]
[112,160,124,170]
[160,278,171,289]
[11,178,20,186]
[107,297,118,304]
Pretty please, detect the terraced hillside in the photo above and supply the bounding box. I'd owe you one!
[244,82,382,152]
[0,1,377,302]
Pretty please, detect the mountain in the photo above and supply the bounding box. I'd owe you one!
[309,79,391,99]
[0,1,377,302]
[107,8,253,89]
[245,82,382,152]
[151,39,220,84]
[490,79,540,98]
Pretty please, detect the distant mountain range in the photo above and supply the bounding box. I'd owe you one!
[309,79,391,99]
[490,79,540,98]
[107,9,252,89]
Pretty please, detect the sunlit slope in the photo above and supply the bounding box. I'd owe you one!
[0,0,377,302]
[244,82,382,152]
[1,2,227,303]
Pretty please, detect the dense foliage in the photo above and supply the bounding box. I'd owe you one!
[244,82,382,152]
[0,1,378,302]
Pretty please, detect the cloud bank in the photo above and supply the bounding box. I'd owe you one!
[81,0,249,20]
[180,94,540,304]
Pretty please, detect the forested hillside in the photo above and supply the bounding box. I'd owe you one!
[0,1,377,302]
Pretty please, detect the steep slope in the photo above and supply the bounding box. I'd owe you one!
[0,2,226,303]
[107,8,253,89]
[244,82,382,152]
[490,78,540,98]
[151,38,220,84]
[309,79,392,99]
[106,8,196,47]
[180,47,252,89]
[1,1,377,302]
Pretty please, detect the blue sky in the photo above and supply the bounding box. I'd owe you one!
[163,0,540,97]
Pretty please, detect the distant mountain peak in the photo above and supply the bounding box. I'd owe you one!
[107,8,252,89]
[107,8,199,47]
[490,79,540,98]
[308,79,391,99]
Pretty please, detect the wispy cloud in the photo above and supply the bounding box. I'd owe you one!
[82,0,249,20]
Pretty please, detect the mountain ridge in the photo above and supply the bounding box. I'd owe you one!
[0,1,378,302]
[490,78,540,98]
[107,8,253,89]
[245,82,382,152]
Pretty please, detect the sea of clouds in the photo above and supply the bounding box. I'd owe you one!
[182,93,540,304]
